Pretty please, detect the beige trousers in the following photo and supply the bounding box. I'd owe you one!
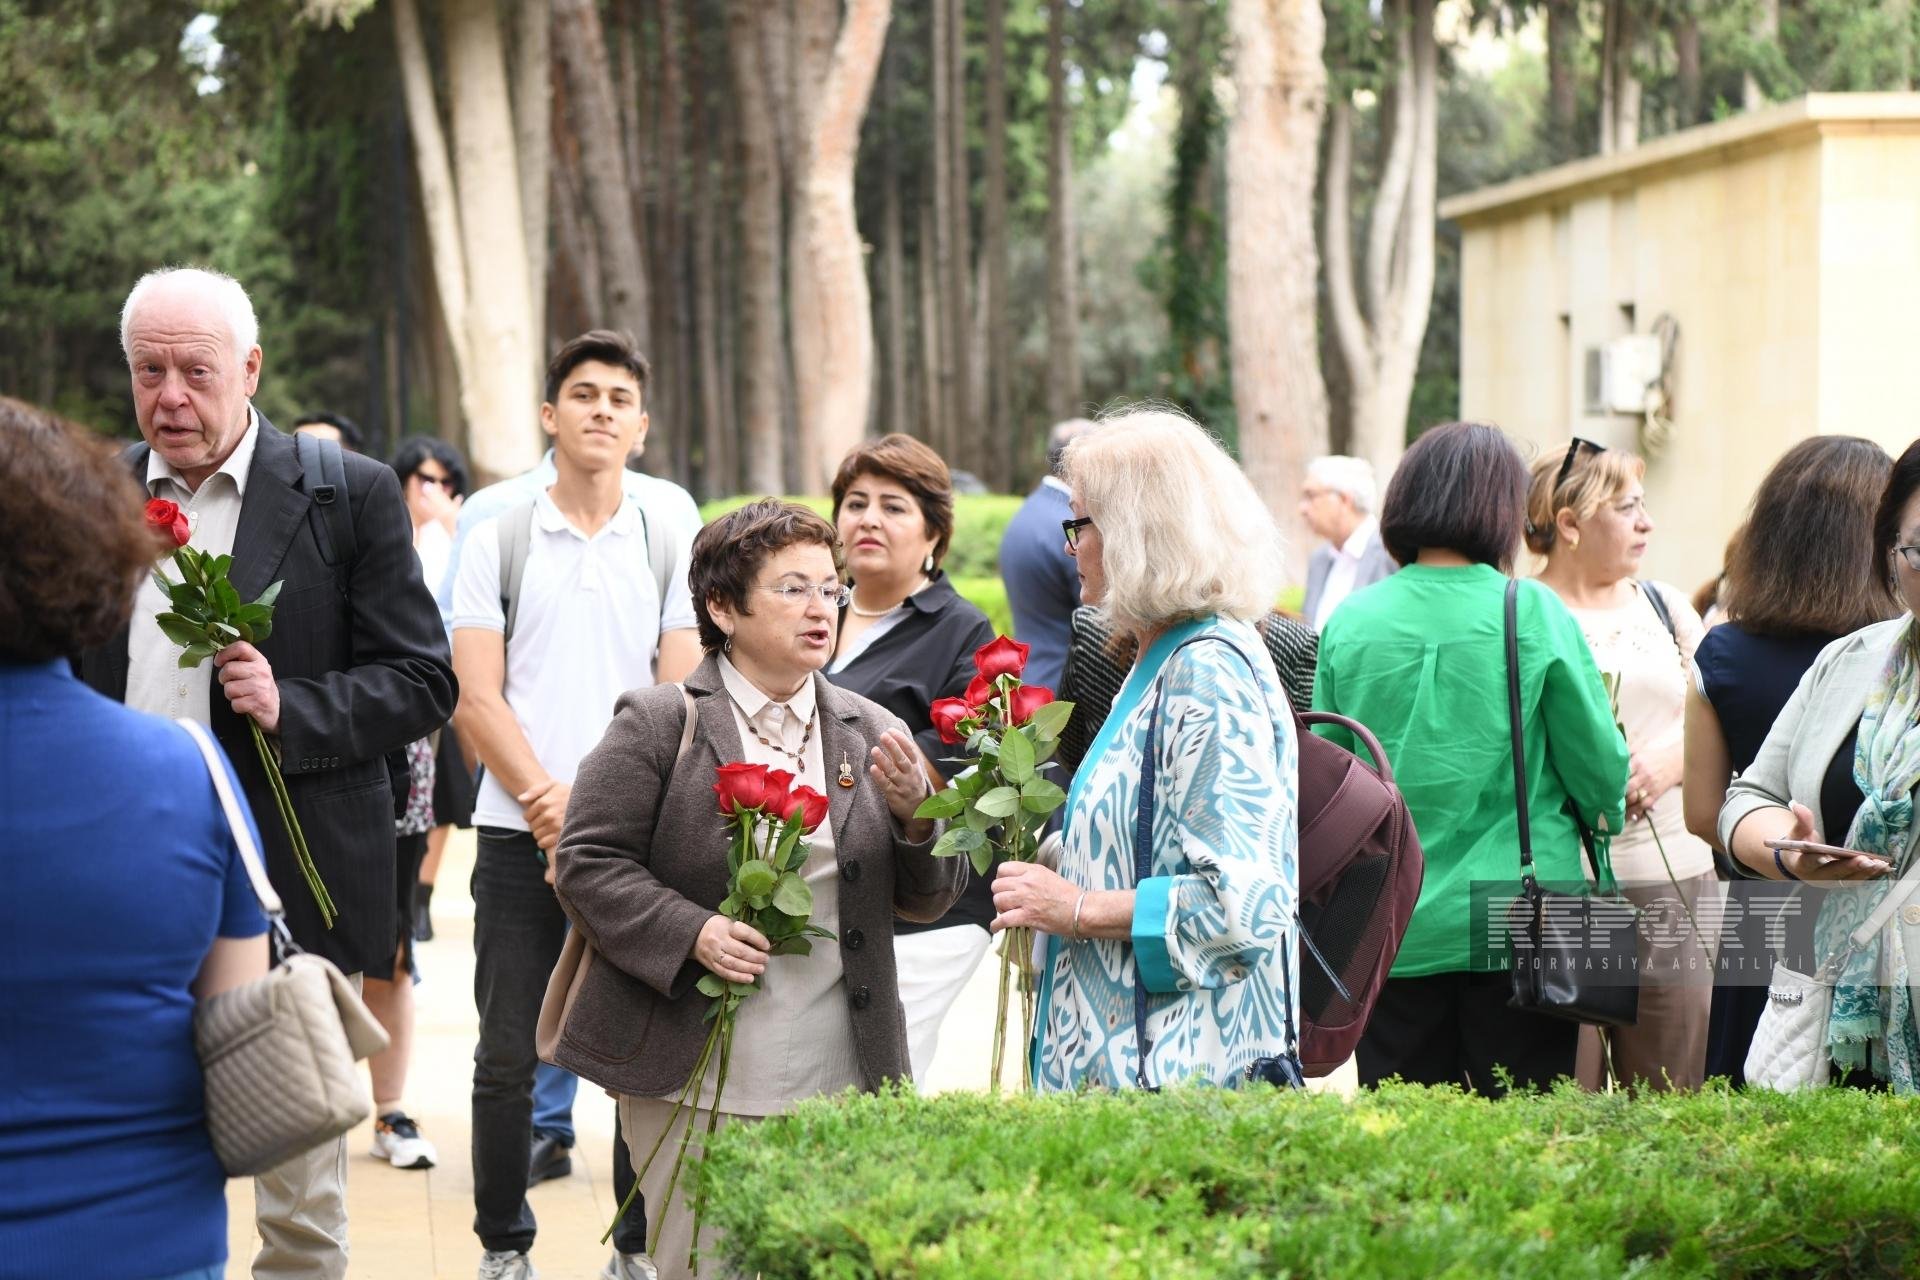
[618,1095,763,1280]
[1576,872,1716,1092]
[250,972,360,1280]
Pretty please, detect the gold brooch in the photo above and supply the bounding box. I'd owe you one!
[837,751,856,789]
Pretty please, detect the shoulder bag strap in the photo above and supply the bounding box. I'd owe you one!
[294,430,356,570]
[498,500,537,645]
[1505,580,1536,885]
[1638,580,1679,648]
[177,718,296,958]
[1130,632,1300,1089]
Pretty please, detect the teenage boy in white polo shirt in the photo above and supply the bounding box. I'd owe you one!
[451,330,700,1280]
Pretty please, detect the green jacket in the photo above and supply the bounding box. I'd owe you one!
[1312,564,1630,977]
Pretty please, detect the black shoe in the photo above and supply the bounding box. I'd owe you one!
[413,882,434,942]
[529,1132,573,1184]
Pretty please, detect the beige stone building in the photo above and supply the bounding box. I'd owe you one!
[1440,93,1920,589]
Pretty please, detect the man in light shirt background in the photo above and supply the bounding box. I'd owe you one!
[1299,455,1397,632]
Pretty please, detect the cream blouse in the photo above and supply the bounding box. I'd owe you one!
[689,657,861,1115]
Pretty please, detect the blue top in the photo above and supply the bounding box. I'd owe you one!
[1034,616,1300,1091]
[1,661,267,1280]
[997,480,1079,693]
[1694,622,1841,773]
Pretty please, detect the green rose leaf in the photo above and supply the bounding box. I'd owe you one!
[969,845,995,876]
[210,553,233,581]
[213,578,242,618]
[772,871,813,917]
[963,804,996,833]
[737,859,777,899]
[999,726,1036,783]
[155,612,207,647]
[949,827,987,853]
[975,786,1021,819]
[695,974,727,998]
[769,936,813,957]
[1027,700,1074,742]
[775,819,804,870]
[726,980,758,998]
[915,788,966,820]
[1020,778,1068,813]
[932,828,967,860]
[254,580,283,612]
[151,568,175,597]
[177,642,218,668]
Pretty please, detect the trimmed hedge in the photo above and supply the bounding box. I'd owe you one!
[699,495,1018,636]
[700,1083,1920,1278]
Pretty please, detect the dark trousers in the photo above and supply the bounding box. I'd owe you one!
[471,828,645,1254]
[1356,970,1578,1098]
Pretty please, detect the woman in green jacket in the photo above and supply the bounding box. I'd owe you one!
[1313,422,1629,1096]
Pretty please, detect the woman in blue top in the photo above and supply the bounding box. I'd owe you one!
[990,407,1300,1090]
[0,399,269,1280]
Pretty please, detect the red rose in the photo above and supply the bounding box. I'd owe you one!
[930,697,972,745]
[1009,684,1055,725]
[761,768,796,820]
[974,635,1031,681]
[963,674,995,708]
[788,784,830,833]
[713,762,771,815]
[144,497,191,548]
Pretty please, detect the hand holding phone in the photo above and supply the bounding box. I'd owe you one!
[1766,838,1892,878]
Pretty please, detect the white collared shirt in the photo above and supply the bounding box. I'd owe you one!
[1312,516,1380,632]
[126,410,263,724]
[451,488,697,832]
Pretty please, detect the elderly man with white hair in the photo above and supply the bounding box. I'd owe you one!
[1299,454,1396,631]
[78,266,455,1280]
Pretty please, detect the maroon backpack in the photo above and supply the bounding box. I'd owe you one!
[1294,709,1425,1076]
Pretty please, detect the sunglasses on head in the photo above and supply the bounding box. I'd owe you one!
[1554,437,1607,496]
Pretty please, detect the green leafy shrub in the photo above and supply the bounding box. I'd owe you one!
[700,493,1022,580]
[950,576,1011,638]
[700,1082,1920,1279]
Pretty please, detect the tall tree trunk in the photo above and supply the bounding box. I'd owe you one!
[549,78,607,337]
[981,0,1012,489]
[1614,0,1641,151]
[787,0,893,493]
[1044,0,1083,424]
[553,0,652,351]
[689,0,729,497]
[1322,0,1436,484]
[928,0,956,457]
[511,0,551,362]
[1546,0,1578,158]
[1744,0,1778,110]
[1227,0,1330,577]
[1599,0,1618,155]
[392,0,474,412]
[438,0,540,481]
[881,43,911,438]
[726,0,784,495]
[918,194,945,452]
[654,0,692,484]
[945,0,974,466]
[1674,1,1702,127]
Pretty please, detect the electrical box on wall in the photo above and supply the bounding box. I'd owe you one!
[1582,334,1664,416]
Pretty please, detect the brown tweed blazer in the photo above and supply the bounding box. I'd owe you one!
[548,654,963,1098]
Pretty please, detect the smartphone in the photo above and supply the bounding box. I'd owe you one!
[1766,838,1890,868]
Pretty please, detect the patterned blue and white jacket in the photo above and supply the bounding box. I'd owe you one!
[1034,614,1301,1091]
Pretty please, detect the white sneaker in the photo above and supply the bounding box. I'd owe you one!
[601,1253,659,1280]
[370,1111,438,1169]
[478,1249,536,1280]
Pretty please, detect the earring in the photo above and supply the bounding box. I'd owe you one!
[722,634,733,655]
[923,553,935,574]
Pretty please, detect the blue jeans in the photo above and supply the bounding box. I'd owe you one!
[531,1061,577,1146]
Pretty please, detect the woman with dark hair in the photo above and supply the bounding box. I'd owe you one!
[551,499,963,1272]
[1717,441,1920,1093]
[0,398,269,1280]
[1682,437,1896,1081]
[820,434,997,1083]
[1312,422,1629,1096]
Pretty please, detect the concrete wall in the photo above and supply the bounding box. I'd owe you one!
[1448,98,1920,592]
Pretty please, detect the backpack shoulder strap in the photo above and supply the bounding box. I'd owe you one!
[498,499,538,645]
[638,503,677,606]
[294,430,356,569]
[121,440,152,477]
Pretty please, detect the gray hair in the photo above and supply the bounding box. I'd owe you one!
[120,266,260,361]
[1305,455,1378,514]
[1046,417,1098,477]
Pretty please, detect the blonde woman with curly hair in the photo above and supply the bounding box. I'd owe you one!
[989,406,1302,1091]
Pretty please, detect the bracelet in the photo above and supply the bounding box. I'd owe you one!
[1070,891,1089,939]
[1774,847,1802,882]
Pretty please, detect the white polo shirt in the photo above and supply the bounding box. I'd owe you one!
[450,488,696,832]
[1312,516,1380,632]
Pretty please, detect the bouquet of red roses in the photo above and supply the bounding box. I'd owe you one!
[144,498,334,927]
[608,762,834,1265]
[915,636,1073,1090]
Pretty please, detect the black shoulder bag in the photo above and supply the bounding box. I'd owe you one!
[1132,636,1306,1089]
[1503,579,1641,1028]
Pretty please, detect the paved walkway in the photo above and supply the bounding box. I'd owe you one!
[224,829,1354,1278]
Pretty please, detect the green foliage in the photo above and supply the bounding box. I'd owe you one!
[704,1081,1920,1279]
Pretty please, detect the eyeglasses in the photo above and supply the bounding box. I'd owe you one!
[1895,546,1920,571]
[1061,516,1094,549]
[1554,437,1607,495]
[756,581,853,608]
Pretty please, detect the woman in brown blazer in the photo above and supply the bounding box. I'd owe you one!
[551,499,963,1277]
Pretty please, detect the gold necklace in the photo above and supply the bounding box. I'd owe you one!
[740,705,815,767]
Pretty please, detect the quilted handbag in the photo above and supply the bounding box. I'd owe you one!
[179,719,390,1176]
[1745,852,1920,1092]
